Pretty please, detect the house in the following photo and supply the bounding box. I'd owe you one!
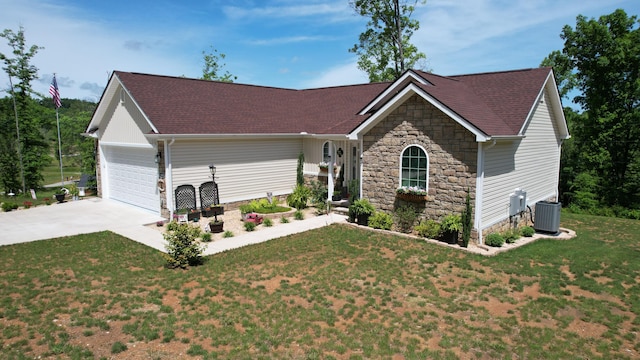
[86,68,568,244]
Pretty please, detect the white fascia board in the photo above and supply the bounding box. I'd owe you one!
[86,74,118,133]
[359,70,429,115]
[99,141,154,149]
[518,70,570,139]
[349,83,489,142]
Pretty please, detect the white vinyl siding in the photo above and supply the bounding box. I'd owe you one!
[100,86,153,145]
[302,138,349,174]
[481,89,562,228]
[170,138,302,206]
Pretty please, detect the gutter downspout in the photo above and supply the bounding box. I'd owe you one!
[166,138,175,219]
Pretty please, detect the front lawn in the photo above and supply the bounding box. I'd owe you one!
[0,212,638,359]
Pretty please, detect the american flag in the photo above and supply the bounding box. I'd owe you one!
[49,75,61,109]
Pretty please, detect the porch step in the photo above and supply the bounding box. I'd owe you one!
[333,206,350,216]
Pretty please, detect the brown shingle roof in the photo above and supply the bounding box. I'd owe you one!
[114,67,551,137]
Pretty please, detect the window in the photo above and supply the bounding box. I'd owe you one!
[322,141,333,163]
[400,145,428,190]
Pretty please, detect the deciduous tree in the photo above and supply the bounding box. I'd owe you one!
[350,0,427,82]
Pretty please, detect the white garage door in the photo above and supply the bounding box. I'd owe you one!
[104,146,159,213]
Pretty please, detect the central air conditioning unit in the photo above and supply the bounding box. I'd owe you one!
[534,201,562,234]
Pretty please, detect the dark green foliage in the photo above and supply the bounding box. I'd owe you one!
[441,214,462,233]
[294,210,304,220]
[309,180,328,205]
[110,341,127,354]
[263,218,273,227]
[1,201,18,212]
[415,219,441,239]
[348,179,360,203]
[368,211,393,230]
[244,221,256,232]
[485,233,505,247]
[520,226,535,237]
[349,198,376,225]
[296,152,305,186]
[461,190,473,247]
[503,229,520,244]
[393,204,418,233]
[162,223,204,268]
[286,184,311,209]
[201,233,212,242]
[548,9,640,211]
[350,0,426,82]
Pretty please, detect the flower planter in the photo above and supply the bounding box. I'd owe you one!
[356,214,370,226]
[202,206,224,218]
[188,211,201,222]
[54,194,65,203]
[442,230,459,245]
[396,193,428,203]
[209,221,224,233]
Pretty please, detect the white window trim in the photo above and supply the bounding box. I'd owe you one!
[399,144,429,191]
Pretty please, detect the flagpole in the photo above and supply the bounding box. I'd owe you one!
[56,106,64,185]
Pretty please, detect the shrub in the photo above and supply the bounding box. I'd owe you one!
[223,231,234,238]
[368,211,393,230]
[309,180,328,205]
[263,218,273,227]
[503,229,520,244]
[162,223,204,268]
[280,216,290,223]
[201,233,212,242]
[244,222,256,232]
[441,214,463,233]
[287,184,311,209]
[394,204,418,233]
[415,219,441,239]
[296,151,305,186]
[294,210,304,220]
[485,233,504,247]
[239,203,255,214]
[111,341,127,354]
[1,201,18,212]
[166,221,180,231]
[520,226,535,237]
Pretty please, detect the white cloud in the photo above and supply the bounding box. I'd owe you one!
[303,60,369,88]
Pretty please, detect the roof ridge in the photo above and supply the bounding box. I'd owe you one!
[449,67,549,78]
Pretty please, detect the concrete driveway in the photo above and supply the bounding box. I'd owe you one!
[0,198,167,251]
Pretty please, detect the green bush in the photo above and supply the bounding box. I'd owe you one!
[415,219,441,239]
[520,226,535,237]
[394,204,418,233]
[201,233,212,242]
[263,218,273,227]
[309,180,328,205]
[223,230,234,238]
[244,222,256,232]
[111,341,127,354]
[461,189,473,248]
[1,202,18,212]
[368,211,393,230]
[503,229,520,244]
[294,209,304,220]
[280,216,290,223]
[287,184,311,209]
[162,223,204,268]
[485,233,504,247]
[441,214,463,233]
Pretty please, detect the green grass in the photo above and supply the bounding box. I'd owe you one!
[0,212,638,359]
[41,155,82,186]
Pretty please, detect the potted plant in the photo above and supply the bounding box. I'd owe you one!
[332,190,342,201]
[441,214,462,244]
[188,209,201,222]
[54,188,67,203]
[209,219,224,233]
[68,183,80,201]
[175,208,189,223]
[348,198,375,226]
[396,186,428,202]
[202,205,224,218]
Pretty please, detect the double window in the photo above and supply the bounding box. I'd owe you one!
[400,145,428,190]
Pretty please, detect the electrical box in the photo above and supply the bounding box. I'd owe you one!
[509,188,527,216]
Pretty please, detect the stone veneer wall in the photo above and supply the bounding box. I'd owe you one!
[362,95,478,231]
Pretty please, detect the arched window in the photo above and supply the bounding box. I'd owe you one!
[322,141,334,164]
[400,145,428,190]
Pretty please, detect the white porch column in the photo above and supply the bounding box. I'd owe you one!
[327,140,334,202]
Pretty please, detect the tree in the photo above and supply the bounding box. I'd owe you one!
[350,0,427,82]
[0,26,48,191]
[540,50,577,100]
[201,46,236,82]
[558,9,640,207]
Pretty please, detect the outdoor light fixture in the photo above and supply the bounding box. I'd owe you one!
[155,151,162,164]
[209,164,216,177]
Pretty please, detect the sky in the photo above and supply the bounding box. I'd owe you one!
[1,0,639,104]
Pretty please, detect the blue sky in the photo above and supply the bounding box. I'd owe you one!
[1,0,638,104]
